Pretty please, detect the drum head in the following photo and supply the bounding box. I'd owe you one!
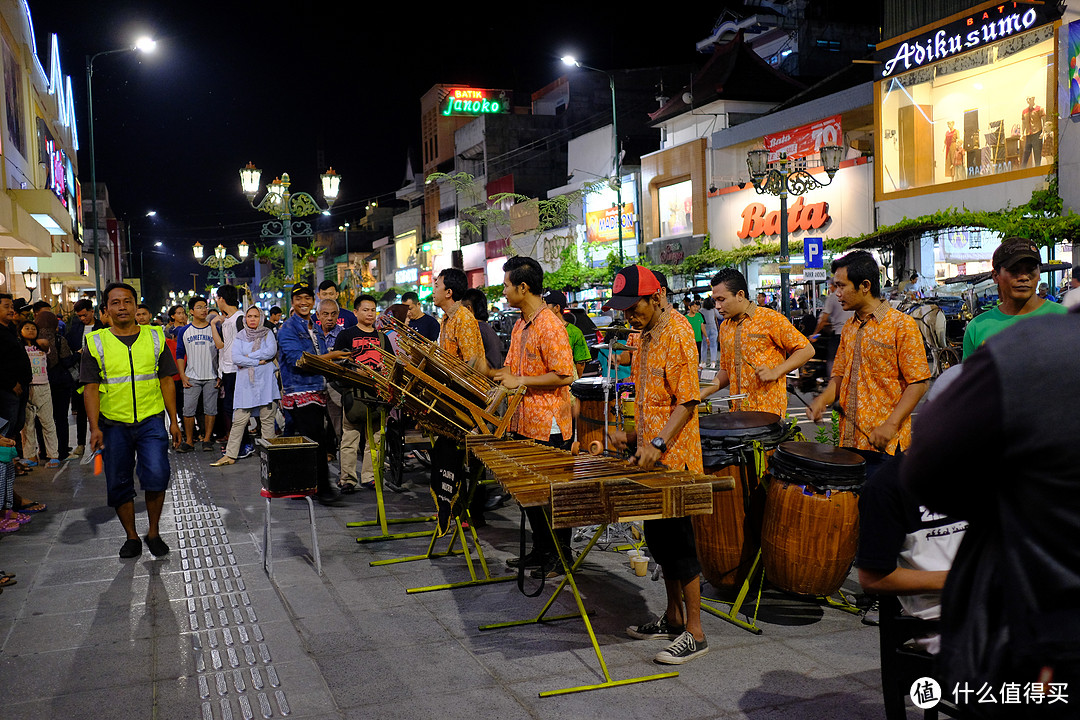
[570,377,612,401]
[768,441,866,491]
[700,411,781,436]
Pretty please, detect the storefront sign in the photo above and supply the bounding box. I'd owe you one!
[1070,21,1080,116]
[736,196,830,240]
[875,2,1058,79]
[441,87,510,116]
[763,116,841,163]
[395,267,418,284]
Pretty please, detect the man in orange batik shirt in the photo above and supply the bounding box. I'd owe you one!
[807,251,930,454]
[607,265,710,666]
[494,256,575,579]
[702,267,815,417]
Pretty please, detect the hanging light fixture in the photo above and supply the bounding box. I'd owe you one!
[22,268,38,290]
[50,279,63,296]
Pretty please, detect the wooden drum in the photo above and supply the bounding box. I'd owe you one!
[570,378,614,452]
[693,411,789,591]
[760,442,866,596]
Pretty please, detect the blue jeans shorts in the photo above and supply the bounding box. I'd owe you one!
[101,413,172,507]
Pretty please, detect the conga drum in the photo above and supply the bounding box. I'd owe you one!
[570,377,613,451]
[693,411,790,591]
[761,442,866,596]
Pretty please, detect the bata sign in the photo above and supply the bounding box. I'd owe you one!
[736,197,829,239]
[875,2,1058,79]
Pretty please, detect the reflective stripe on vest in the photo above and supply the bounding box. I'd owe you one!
[86,326,166,423]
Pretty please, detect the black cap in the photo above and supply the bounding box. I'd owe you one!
[291,281,315,298]
[543,290,567,308]
[602,266,662,311]
[992,238,1041,271]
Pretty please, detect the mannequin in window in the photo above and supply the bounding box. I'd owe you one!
[1041,119,1056,161]
[944,121,963,179]
[1021,96,1045,168]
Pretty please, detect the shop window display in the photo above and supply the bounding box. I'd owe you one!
[879,24,1054,193]
[658,180,693,237]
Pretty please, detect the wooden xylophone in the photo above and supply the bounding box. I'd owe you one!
[466,437,735,529]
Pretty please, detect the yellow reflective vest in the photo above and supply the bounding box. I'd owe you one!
[85,326,166,423]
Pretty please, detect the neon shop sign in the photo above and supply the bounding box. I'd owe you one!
[875,2,1056,79]
[442,88,510,116]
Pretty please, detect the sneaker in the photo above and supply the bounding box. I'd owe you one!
[119,538,143,559]
[201,441,215,452]
[506,549,544,569]
[627,613,686,640]
[144,534,170,557]
[530,555,565,579]
[71,445,85,457]
[862,600,880,626]
[654,631,709,665]
[338,480,358,494]
[359,480,376,491]
[238,443,255,460]
[176,442,194,454]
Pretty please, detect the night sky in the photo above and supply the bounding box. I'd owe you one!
[30,1,725,295]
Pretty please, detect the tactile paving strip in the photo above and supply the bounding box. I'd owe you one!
[171,460,293,719]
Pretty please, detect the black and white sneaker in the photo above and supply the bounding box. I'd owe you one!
[654,631,709,665]
[861,600,880,626]
[626,613,685,640]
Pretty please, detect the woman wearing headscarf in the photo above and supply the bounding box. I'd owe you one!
[212,306,280,466]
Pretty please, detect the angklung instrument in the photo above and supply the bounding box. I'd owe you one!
[298,316,524,440]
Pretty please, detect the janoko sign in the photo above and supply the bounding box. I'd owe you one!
[441,87,510,116]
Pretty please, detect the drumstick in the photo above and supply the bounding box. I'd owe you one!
[833,404,874,443]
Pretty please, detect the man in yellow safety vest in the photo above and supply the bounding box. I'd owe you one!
[82,283,182,559]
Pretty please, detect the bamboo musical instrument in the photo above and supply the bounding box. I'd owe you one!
[467,437,734,529]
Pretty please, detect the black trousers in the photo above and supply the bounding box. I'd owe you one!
[521,432,572,556]
[287,403,333,495]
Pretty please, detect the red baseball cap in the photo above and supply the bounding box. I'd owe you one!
[603,266,662,311]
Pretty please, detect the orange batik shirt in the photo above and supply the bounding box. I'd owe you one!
[631,309,703,474]
[506,305,575,441]
[439,303,484,364]
[718,303,810,417]
[832,302,931,454]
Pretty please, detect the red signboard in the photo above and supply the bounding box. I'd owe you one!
[763,115,842,162]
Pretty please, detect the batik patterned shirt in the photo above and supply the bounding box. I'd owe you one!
[718,303,810,417]
[506,305,574,441]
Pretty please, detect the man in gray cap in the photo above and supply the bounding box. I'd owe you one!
[962,237,1067,359]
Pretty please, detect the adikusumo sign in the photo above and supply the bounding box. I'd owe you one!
[874,2,1060,79]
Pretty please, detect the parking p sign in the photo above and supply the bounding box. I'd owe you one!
[804,237,823,268]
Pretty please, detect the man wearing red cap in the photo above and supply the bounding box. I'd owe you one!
[606,265,709,665]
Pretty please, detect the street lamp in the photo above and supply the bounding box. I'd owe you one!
[562,54,625,265]
[745,146,843,319]
[192,241,248,288]
[49,279,63,297]
[22,268,39,291]
[240,163,341,288]
[85,35,156,305]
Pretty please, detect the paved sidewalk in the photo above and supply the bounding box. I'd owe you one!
[0,442,899,720]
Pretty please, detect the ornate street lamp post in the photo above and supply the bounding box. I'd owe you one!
[239,163,340,290]
[192,241,249,288]
[746,145,843,319]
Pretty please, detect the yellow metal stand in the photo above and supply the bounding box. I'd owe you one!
[347,408,436,543]
[479,514,679,698]
[701,549,766,635]
[370,454,515,594]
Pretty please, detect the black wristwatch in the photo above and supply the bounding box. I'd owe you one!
[650,437,667,453]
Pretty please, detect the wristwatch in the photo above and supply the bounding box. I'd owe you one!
[650,437,667,453]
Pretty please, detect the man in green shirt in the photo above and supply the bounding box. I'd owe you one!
[685,297,704,346]
[962,237,1068,359]
[544,291,591,377]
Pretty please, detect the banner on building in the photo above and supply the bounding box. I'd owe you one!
[763,115,842,162]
